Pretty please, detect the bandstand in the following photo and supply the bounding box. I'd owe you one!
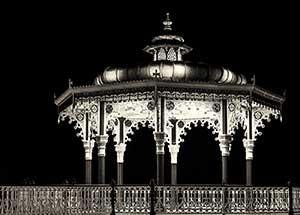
[1,13,299,215]
[55,13,284,187]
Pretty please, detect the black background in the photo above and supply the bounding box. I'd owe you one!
[1,2,299,186]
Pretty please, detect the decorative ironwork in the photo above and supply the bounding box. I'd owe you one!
[157,48,166,61]
[228,103,236,112]
[251,101,281,138]
[212,103,221,112]
[124,119,132,127]
[0,185,296,214]
[167,48,177,61]
[76,113,84,121]
[293,187,300,213]
[254,111,263,120]
[147,101,155,111]
[166,101,175,110]
[106,104,113,114]
[177,121,184,128]
[90,104,98,113]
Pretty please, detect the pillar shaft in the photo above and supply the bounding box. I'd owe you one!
[246,160,252,185]
[154,132,166,185]
[222,156,228,184]
[83,140,94,184]
[115,143,126,185]
[156,154,164,184]
[218,134,232,184]
[85,160,92,184]
[171,164,177,185]
[243,139,255,185]
[117,163,124,185]
[97,156,105,184]
[96,135,108,184]
[168,144,180,185]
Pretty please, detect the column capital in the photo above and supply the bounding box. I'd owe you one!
[243,138,256,160]
[218,134,233,156]
[154,132,166,154]
[95,135,109,157]
[83,139,95,161]
[115,142,126,163]
[168,144,180,164]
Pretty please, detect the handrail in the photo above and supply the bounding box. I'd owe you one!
[0,185,298,214]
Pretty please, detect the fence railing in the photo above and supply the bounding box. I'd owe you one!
[0,184,299,214]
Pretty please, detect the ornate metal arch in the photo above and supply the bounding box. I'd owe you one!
[250,101,281,138]
[104,99,157,143]
[58,98,100,140]
[165,97,222,144]
[58,111,84,138]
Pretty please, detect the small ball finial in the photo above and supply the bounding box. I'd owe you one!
[163,12,172,31]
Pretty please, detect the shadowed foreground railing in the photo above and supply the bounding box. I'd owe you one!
[0,185,299,214]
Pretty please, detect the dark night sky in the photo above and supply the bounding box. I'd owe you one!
[1,3,299,185]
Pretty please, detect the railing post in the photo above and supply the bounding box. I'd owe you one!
[150,179,156,215]
[222,183,228,215]
[288,181,294,215]
[110,180,116,215]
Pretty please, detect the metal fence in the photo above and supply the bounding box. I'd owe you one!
[0,184,299,214]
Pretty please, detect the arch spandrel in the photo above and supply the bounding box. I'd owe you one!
[58,98,100,140]
[227,97,249,135]
[104,99,157,143]
[165,98,222,144]
[250,101,281,138]
[58,106,84,139]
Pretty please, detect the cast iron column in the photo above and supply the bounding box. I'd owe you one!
[243,138,255,185]
[83,139,94,184]
[115,143,126,185]
[219,134,232,184]
[154,132,166,185]
[218,99,232,184]
[96,135,108,184]
[168,144,180,185]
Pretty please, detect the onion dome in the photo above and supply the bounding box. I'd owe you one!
[95,13,247,86]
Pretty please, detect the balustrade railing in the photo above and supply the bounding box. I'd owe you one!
[294,187,300,214]
[0,184,298,214]
[0,185,111,214]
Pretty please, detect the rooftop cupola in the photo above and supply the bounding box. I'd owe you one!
[143,13,192,62]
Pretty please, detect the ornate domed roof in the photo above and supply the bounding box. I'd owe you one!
[95,61,246,85]
[95,13,247,86]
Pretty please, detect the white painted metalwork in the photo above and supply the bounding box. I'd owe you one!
[1,185,297,214]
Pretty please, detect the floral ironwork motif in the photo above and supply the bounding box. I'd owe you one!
[147,101,155,111]
[166,101,175,110]
[212,103,221,112]
[106,104,113,114]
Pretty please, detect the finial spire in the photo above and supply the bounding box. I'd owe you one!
[163,12,172,31]
[68,78,73,88]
